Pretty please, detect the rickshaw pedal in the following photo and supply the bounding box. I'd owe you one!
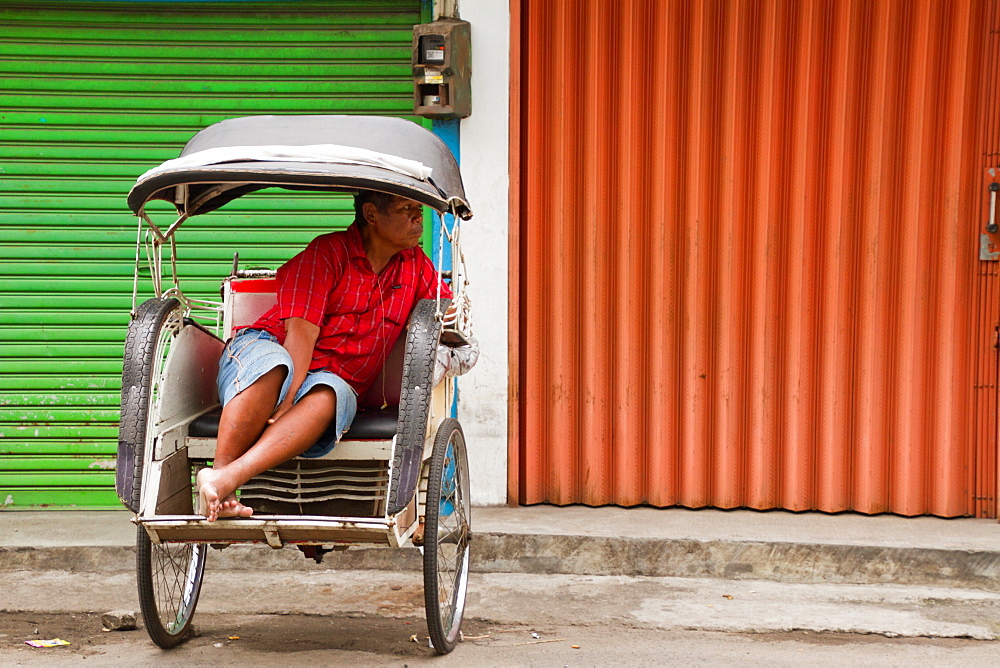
[412,518,427,546]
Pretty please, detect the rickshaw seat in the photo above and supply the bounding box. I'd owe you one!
[187,330,406,445]
[187,405,398,441]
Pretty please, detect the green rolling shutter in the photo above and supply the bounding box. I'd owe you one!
[0,0,423,509]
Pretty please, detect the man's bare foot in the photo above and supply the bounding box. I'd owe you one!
[220,493,254,519]
[196,468,227,522]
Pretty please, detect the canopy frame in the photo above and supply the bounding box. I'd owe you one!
[127,116,474,344]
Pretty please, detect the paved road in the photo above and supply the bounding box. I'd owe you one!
[2,611,995,666]
[1,568,998,665]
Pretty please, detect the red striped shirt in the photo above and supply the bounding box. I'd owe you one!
[251,223,451,394]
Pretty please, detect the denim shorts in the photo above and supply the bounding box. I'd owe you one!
[217,328,357,458]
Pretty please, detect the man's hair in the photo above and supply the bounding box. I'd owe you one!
[354,190,396,228]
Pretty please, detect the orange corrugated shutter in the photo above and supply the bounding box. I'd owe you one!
[515,0,1000,516]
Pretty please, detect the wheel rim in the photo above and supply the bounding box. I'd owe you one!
[433,433,470,644]
[150,541,205,635]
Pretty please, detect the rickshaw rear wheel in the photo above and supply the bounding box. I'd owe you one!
[136,526,206,648]
[422,418,471,655]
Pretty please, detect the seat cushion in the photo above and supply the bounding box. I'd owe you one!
[188,406,398,441]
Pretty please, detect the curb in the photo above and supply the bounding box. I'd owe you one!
[4,533,1000,591]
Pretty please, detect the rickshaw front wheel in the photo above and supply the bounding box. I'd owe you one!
[422,418,471,654]
[136,526,206,648]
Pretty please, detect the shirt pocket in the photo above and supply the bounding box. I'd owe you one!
[383,282,417,326]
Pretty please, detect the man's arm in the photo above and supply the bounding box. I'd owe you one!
[268,316,320,424]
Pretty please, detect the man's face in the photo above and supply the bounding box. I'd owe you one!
[365,196,424,251]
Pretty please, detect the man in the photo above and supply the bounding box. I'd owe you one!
[196,191,451,521]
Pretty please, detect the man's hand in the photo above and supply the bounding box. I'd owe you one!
[268,400,294,425]
[273,316,320,423]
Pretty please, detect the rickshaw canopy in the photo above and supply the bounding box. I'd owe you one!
[127,115,473,220]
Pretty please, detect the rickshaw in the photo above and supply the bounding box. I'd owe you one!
[115,115,474,654]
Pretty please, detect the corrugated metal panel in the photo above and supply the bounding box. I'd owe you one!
[974,0,1000,518]
[0,0,422,509]
[517,0,999,516]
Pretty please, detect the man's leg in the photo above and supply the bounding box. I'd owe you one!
[210,364,287,517]
[197,385,337,521]
[215,365,286,466]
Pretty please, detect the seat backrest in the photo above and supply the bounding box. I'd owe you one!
[357,333,404,409]
[223,276,279,339]
[222,276,404,408]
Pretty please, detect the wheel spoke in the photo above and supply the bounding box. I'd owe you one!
[434,441,465,630]
[154,543,192,629]
[142,536,204,639]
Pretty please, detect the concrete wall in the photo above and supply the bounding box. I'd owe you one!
[453,0,510,506]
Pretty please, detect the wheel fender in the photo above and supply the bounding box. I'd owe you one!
[116,297,181,513]
[388,298,449,516]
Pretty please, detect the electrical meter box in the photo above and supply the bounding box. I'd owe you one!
[412,18,471,119]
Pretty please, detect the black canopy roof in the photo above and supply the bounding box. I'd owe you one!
[127,115,472,219]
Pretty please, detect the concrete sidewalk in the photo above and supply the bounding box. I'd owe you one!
[2,506,1000,590]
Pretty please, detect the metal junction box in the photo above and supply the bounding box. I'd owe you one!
[412,18,471,119]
